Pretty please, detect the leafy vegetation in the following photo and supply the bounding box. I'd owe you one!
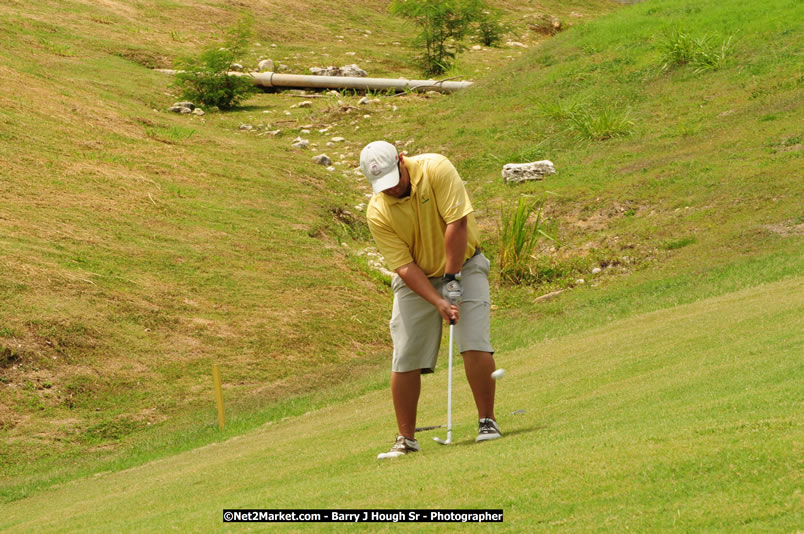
[173,17,258,109]
[659,27,734,73]
[497,196,554,285]
[474,6,510,47]
[391,0,488,74]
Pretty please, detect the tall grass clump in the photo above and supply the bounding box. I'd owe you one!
[659,28,734,73]
[568,105,635,141]
[173,16,258,110]
[535,96,588,121]
[498,196,554,285]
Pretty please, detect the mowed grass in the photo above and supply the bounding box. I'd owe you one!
[1,277,800,532]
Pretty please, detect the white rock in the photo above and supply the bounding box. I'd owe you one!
[331,137,345,142]
[592,267,602,274]
[258,59,275,72]
[298,101,313,108]
[502,160,556,184]
[312,154,332,166]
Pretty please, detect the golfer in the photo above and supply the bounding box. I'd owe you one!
[360,140,502,460]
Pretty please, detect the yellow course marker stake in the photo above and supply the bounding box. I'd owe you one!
[212,364,225,430]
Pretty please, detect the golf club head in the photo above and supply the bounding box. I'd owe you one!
[433,429,452,445]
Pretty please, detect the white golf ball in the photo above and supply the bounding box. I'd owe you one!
[491,368,505,380]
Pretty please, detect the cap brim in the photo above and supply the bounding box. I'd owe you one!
[370,167,400,194]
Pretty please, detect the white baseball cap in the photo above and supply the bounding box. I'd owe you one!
[360,141,400,194]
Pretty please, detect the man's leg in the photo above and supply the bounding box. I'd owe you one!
[462,350,496,420]
[391,369,422,439]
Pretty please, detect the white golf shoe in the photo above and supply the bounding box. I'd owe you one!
[377,435,420,459]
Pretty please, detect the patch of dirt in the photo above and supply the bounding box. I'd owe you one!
[764,220,804,237]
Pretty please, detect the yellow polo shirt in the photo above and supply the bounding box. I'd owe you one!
[366,153,480,277]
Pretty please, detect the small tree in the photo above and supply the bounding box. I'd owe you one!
[475,7,510,47]
[391,0,485,75]
[174,17,257,110]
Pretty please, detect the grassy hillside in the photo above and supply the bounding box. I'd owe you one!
[1,0,801,521]
[2,278,800,532]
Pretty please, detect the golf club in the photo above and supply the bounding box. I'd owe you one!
[434,319,454,445]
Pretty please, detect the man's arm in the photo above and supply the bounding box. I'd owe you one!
[396,262,458,324]
[396,215,468,324]
[444,216,468,275]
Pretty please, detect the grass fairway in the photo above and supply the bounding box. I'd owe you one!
[3,277,800,532]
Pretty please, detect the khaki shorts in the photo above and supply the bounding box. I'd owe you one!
[389,253,494,373]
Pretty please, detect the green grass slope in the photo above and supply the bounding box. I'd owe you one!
[2,277,800,532]
[370,0,802,290]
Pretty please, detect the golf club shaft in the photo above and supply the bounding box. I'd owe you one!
[447,322,453,441]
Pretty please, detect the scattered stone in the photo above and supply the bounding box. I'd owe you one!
[326,166,336,172]
[502,160,556,184]
[191,108,205,116]
[266,129,281,136]
[169,101,195,113]
[575,279,586,285]
[312,154,332,166]
[506,41,528,48]
[358,247,393,278]
[292,137,309,149]
[359,97,381,105]
[230,63,244,71]
[239,124,254,131]
[309,64,368,77]
[298,101,313,108]
[257,58,275,72]
[592,267,602,274]
[331,136,345,143]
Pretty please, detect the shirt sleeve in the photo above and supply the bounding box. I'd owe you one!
[366,209,414,272]
[430,157,474,224]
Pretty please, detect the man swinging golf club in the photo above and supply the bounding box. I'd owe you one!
[360,140,501,460]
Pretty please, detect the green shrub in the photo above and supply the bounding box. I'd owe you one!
[173,17,257,110]
[391,0,486,75]
[475,7,510,47]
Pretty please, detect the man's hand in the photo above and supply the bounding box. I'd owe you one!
[442,278,463,306]
[441,276,462,325]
